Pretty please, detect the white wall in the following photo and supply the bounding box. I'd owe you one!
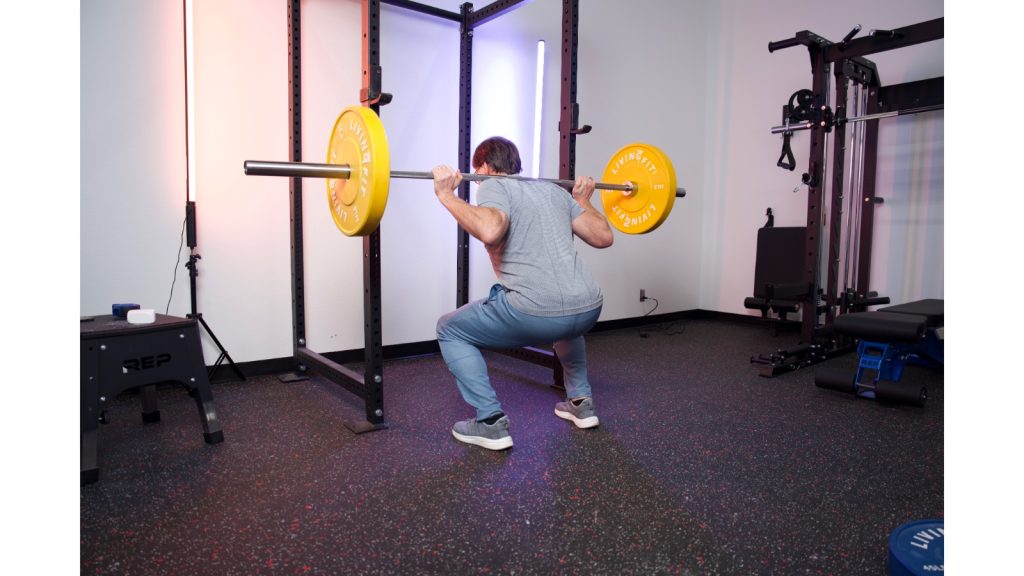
[192,0,296,362]
[82,0,190,318]
[81,0,943,364]
[377,3,466,347]
[574,1,709,318]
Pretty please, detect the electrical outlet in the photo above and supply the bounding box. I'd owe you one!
[640,289,646,302]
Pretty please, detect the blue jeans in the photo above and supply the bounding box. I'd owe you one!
[436,284,602,420]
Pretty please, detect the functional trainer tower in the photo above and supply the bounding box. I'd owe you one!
[282,0,588,431]
[752,18,943,376]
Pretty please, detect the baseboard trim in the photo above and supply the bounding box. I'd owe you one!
[210,309,792,382]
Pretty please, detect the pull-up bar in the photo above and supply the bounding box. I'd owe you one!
[380,0,531,28]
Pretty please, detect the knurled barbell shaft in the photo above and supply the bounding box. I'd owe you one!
[244,160,686,197]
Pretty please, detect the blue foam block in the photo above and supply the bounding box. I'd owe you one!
[112,303,141,318]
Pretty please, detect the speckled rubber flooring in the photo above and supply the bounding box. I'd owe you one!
[80,319,943,575]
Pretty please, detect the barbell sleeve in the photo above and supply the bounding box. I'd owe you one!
[244,160,686,197]
[245,160,352,179]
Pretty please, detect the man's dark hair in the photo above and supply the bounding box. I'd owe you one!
[472,136,522,175]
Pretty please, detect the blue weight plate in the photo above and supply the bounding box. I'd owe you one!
[888,519,944,575]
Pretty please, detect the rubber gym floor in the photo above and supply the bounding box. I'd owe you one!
[80,317,943,575]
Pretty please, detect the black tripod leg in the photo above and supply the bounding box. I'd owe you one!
[197,316,246,382]
[185,214,244,383]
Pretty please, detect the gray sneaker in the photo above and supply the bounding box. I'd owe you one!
[555,397,600,429]
[451,415,513,450]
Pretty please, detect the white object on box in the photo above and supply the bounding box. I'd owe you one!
[127,309,156,324]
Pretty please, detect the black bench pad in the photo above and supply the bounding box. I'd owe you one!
[834,311,927,342]
[879,298,943,327]
[744,297,800,313]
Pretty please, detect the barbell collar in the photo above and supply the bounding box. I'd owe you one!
[245,161,685,197]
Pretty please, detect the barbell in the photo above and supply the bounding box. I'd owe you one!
[244,105,685,236]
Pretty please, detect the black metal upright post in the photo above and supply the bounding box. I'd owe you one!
[856,87,882,300]
[287,0,307,365]
[360,0,386,427]
[549,0,586,387]
[456,2,474,308]
[799,43,830,346]
[558,0,580,181]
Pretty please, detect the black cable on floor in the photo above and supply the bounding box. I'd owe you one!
[639,297,659,337]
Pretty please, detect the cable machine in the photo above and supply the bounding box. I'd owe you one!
[752,18,943,376]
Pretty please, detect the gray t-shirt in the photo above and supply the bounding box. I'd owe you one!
[476,178,603,317]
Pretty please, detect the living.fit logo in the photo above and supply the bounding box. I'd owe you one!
[910,525,944,550]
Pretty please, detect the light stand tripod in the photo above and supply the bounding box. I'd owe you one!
[181,2,242,382]
[185,201,245,382]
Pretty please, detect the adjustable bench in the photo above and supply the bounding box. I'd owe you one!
[815,299,943,406]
